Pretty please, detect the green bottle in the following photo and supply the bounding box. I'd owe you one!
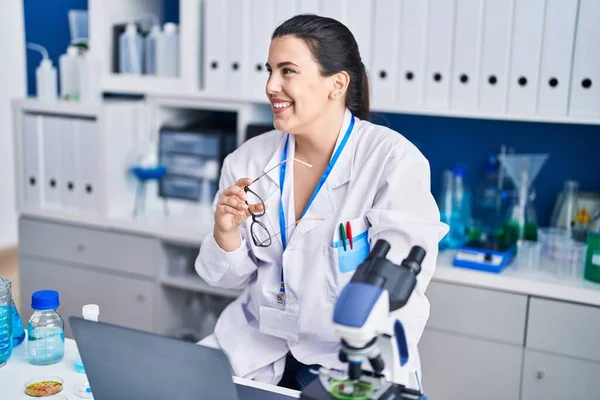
[584,213,600,284]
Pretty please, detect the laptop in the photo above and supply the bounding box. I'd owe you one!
[70,317,297,400]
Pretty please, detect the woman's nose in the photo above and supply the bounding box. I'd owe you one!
[265,74,282,96]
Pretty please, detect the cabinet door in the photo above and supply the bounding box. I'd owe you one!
[522,349,600,399]
[20,257,154,338]
[419,329,522,400]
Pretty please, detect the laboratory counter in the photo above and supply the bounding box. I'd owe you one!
[0,338,300,399]
[19,208,600,308]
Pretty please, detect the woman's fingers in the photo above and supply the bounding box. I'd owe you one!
[218,195,248,212]
[223,184,247,200]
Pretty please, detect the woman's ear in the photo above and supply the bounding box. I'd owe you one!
[329,71,351,99]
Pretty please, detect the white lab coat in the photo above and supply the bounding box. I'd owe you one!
[195,109,448,389]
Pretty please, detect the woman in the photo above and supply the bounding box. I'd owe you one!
[196,14,447,391]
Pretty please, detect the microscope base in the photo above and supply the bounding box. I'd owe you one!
[300,377,426,400]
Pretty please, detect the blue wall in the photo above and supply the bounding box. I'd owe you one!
[23,1,599,226]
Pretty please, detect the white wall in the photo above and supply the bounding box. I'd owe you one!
[0,1,25,249]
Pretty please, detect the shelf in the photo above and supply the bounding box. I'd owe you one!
[161,273,242,298]
[102,74,193,97]
[14,98,102,118]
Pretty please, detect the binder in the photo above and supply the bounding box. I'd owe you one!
[344,0,374,73]
[274,1,297,26]
[203,0,228,94]
[60,118,79,210]
[506,0,546,115]
[450,0,484,112]
[249,0,275,101]
[41,116,63,209]
[226,0,248,97]
[569,0,600,117]
[321,0,346,22]
[76,119,99,212]
[297,0,320,15]
[22,114,42,208]
[423,0,457,109]
[537,0,578,116]
[397,0,428,109]
[478,0,513,113]
[371,0,402,106]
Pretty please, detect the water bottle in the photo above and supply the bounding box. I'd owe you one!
[27,290,65,365]
[74,304,99,373]
[144,24,161,75]
[119,23,143,74]
[0,277,13,368]
[5,280,25,347]
[157,22,179,77]
[26,43,57,100]
[59,45,80,100]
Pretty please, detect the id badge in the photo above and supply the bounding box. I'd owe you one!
[259,306,300,342]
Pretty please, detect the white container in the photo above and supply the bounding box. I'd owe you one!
[27,43,57,101]
[157,22,179,77]
[118,23,143,74]
[59,46,80,101]
[144,24,161,75]
[78,51,102,103]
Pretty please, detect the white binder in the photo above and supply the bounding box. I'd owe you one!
[344,0,374,73]
[41,116,63,209]
[321,0,345,21]
[569,0,600,117]
[450,0,484,112]
[60,117,79,210]
[478,0,513,113]
[275,1,297,26]
[76,119,99,212]
[249,0,275,101]
[424,0,456,109]
[506,0,545,115]
[22,114,42,208]
[537,0,578,116]
[297,0,321,15]
[203,0,228,94]
[397,0,429,109]
[226,0,248,97]
[371,0,402,107]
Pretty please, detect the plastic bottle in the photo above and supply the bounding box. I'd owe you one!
[59,45,81,101]
[452,165,472,246]
[157,22,179,77]
[78,51,101,103]
[119,23,143,74]
[26,43,57,101]
[27,290,65,366]
[144,24,161,75]
[74,304,99,373]
[5,280,25,348]
[584,212,600,284]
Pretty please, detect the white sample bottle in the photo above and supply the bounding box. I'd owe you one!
[59,45,80,101]
[27,43,57,101]
[119,23,143,74]
[144,24,161,75]
[157,22,179,77]
[74,304,99,374]
[78,51,101,103]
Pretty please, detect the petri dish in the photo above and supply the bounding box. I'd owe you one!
[330,379,374,400]
[24,376,64,397]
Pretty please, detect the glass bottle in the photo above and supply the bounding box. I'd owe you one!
[27,290,65,365]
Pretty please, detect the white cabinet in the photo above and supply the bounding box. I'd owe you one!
[419,329,523,400]
[521,350,600,400]
[19,257,155,338]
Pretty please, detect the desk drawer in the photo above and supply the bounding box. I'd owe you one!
[426,281,527,345]
[19,217,157,278]
[527,297,600,363]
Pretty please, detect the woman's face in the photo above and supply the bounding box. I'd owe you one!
[265,36,335,134]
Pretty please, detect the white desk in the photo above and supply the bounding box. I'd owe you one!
[0,338,300,399]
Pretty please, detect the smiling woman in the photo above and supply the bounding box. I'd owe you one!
[195,13,446,393]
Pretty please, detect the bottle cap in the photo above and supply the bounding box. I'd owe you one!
[31,290,60,310]
[125,23,138,35]
[163,22,178,34]
[67,46,79,56]
[40,58,54,68]
[82,304,99,321]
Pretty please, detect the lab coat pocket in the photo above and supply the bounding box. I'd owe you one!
[323,231,370,302]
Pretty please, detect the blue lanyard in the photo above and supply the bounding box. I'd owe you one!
[277,114,355,297]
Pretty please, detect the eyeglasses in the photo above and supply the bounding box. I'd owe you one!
[244,157,313,247]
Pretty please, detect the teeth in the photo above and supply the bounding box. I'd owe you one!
[274,102,292,109]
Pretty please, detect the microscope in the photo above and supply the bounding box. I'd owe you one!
[301,239,428,400]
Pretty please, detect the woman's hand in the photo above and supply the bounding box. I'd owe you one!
[213,178,266,251]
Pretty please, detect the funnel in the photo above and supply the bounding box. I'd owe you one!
[499,154,548,241]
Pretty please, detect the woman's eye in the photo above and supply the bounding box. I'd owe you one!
[283,68,295,75]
